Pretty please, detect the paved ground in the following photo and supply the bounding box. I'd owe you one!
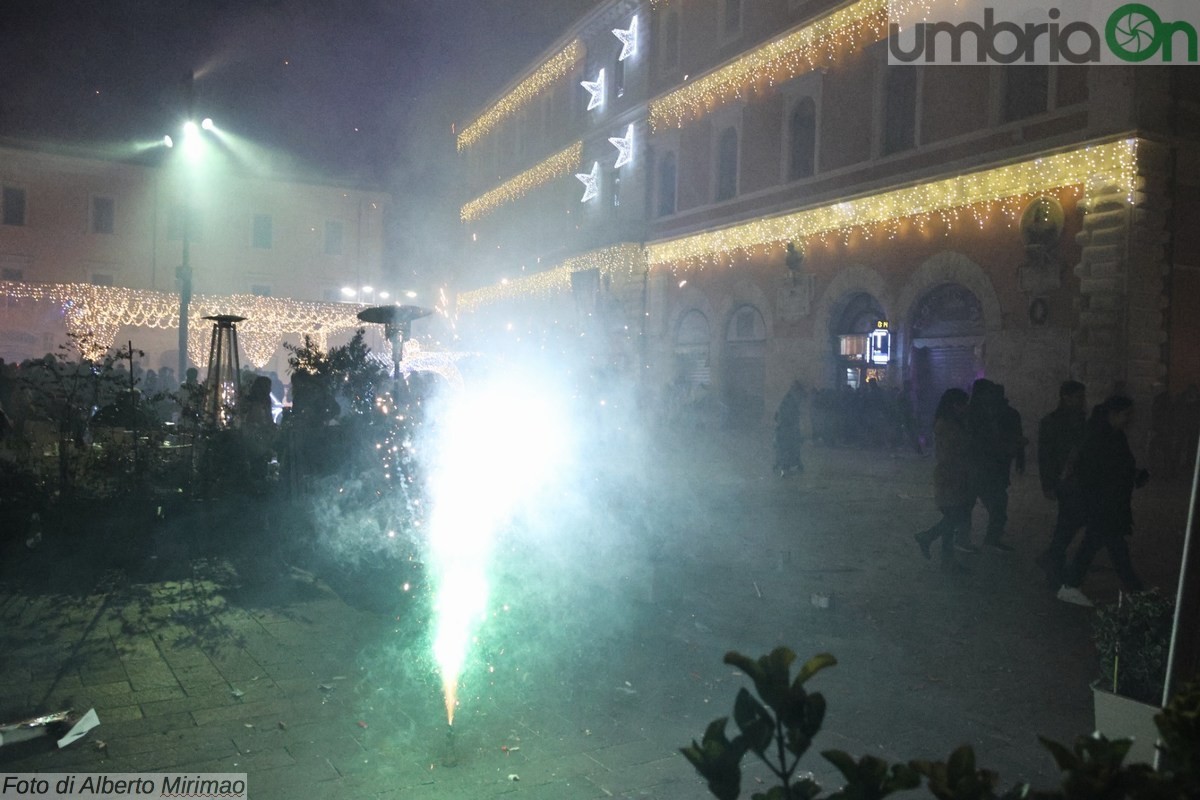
[0,428,1192,799]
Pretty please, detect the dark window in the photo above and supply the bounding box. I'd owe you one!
[92,196,115,234]
[614,56,626,99]
[251,284,272,297]
[882,66,917,155]
[723,0,742,36]
[252,214,273,249]
[3,187,27,226]
[2,268,23,281]
[611,170,621,208]
[789,98,817,180]
[168,205,202,241]
[715,126,738,202]
[1003,65,1050,122]
[658,152,677,217]
[662,11,680,69]
[325,220,344,255]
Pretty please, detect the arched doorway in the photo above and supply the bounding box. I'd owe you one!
[723,304,767,426]
[909,283,986,432]
[830,292,889,389]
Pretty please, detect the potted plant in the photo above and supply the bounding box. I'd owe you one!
[1092,589,1175,764]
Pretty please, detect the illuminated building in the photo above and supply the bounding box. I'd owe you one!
[0,138,390,372]
[455,0,1199,434]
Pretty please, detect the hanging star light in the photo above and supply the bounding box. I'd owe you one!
[609,125,634,168]
[581,68,606,111]
[576,161,601,202]
[614,16,639,61]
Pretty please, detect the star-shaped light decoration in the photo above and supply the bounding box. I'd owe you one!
[575,161,601,202]
[581,69,606,111]
[609,124,634,169]
[613,16,639,61]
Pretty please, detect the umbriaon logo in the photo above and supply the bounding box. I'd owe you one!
[887,1,1198,65]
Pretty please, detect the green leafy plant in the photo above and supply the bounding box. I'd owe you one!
[683,648,1200,800]
[1093,589,1174,705]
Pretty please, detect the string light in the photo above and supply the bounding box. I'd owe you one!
[2,281,369,366]
[646,138,1139,270]
[576,161,601,203]
[457,40,583,152]
[461,142,582,222]
[648,0,888,131]
[457,244,645,313]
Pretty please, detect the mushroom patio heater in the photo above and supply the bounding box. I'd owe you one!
[202,314,246,429]
[356,305,433,379]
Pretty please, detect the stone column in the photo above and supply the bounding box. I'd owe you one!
[1072,139,1171,445]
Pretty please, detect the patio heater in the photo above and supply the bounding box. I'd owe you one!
[202,314,246,429]
[356,305,433,380]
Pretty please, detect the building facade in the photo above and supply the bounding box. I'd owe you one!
[0,139,391,372]
[453,0,1200,444]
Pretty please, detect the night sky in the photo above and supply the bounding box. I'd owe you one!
[2,0,596,177]
[1,0,597,280]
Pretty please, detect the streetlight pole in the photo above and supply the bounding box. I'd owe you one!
[177,71,195,381]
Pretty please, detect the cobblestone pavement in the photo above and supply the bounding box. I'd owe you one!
[0,429,1191,799]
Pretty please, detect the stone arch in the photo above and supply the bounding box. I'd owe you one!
[812,264,892,341]
[895,251,1002,332]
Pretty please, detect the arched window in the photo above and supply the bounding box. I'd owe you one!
[882,66,917,155]
[715,126,738,202]
[788,97,816,180]
[658,152,677,217]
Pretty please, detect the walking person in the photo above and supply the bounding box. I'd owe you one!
[1057,395,1150,606]
[964,379,1015,552]
[914,388,972,573]
[1035,380,1088,588]
[773,379,805,476]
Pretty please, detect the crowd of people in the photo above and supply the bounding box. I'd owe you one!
[915,378,1165,607]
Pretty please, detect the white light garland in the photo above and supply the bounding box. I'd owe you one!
[1,281,370,366]
[461,142,583,222]
[456,244,646,313]
[646,138,1139,270]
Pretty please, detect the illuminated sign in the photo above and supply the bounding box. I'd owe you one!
[869,320,890,365]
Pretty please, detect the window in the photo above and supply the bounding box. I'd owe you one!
[1003,65,1050,122]
[614,56,626,100]
[324,220,344,255]
[611,170,621,208]
[91,273,114,286]
[251,284,272,297]
[721,0,742,38]
[715,126,739,202]
[252,213,273,249]
[788,98,817,180]
[168,205,203,241]
[661,11,680,69]
[658,152,677,217]
[882,66,918,155]
[2,268,23,281]
[91,196,115,234]
[2,187,27,226]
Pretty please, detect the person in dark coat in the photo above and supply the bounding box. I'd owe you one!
[773,380,805,476]
[1057,395,1149,606]
[1034,380,1087,588]
[914,388,971,573]
[965,379,1015,552]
